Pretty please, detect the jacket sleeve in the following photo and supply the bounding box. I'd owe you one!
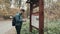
[12,17,15,26]
[20,16,23,22]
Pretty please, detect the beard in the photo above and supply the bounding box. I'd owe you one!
[19,13,22,15]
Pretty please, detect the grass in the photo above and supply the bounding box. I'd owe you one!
[20,20,39,34]
[20,19,60,34]
[44,19,60,34]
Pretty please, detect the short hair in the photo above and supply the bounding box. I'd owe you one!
[20,9,25,12]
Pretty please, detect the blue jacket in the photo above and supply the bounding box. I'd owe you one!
[12,13,23,26]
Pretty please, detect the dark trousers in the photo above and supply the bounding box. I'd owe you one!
[15,23,22,34]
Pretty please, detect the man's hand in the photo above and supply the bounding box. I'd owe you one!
[22,18,27,22]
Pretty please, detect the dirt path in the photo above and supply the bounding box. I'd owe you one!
[5,27,16,34]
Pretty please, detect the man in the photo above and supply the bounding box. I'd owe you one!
[12,9,25,34]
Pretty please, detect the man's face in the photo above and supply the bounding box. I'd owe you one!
[19,11,24,15]
[20,11,24,14]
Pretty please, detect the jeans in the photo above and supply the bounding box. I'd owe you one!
[15,23,22,34]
